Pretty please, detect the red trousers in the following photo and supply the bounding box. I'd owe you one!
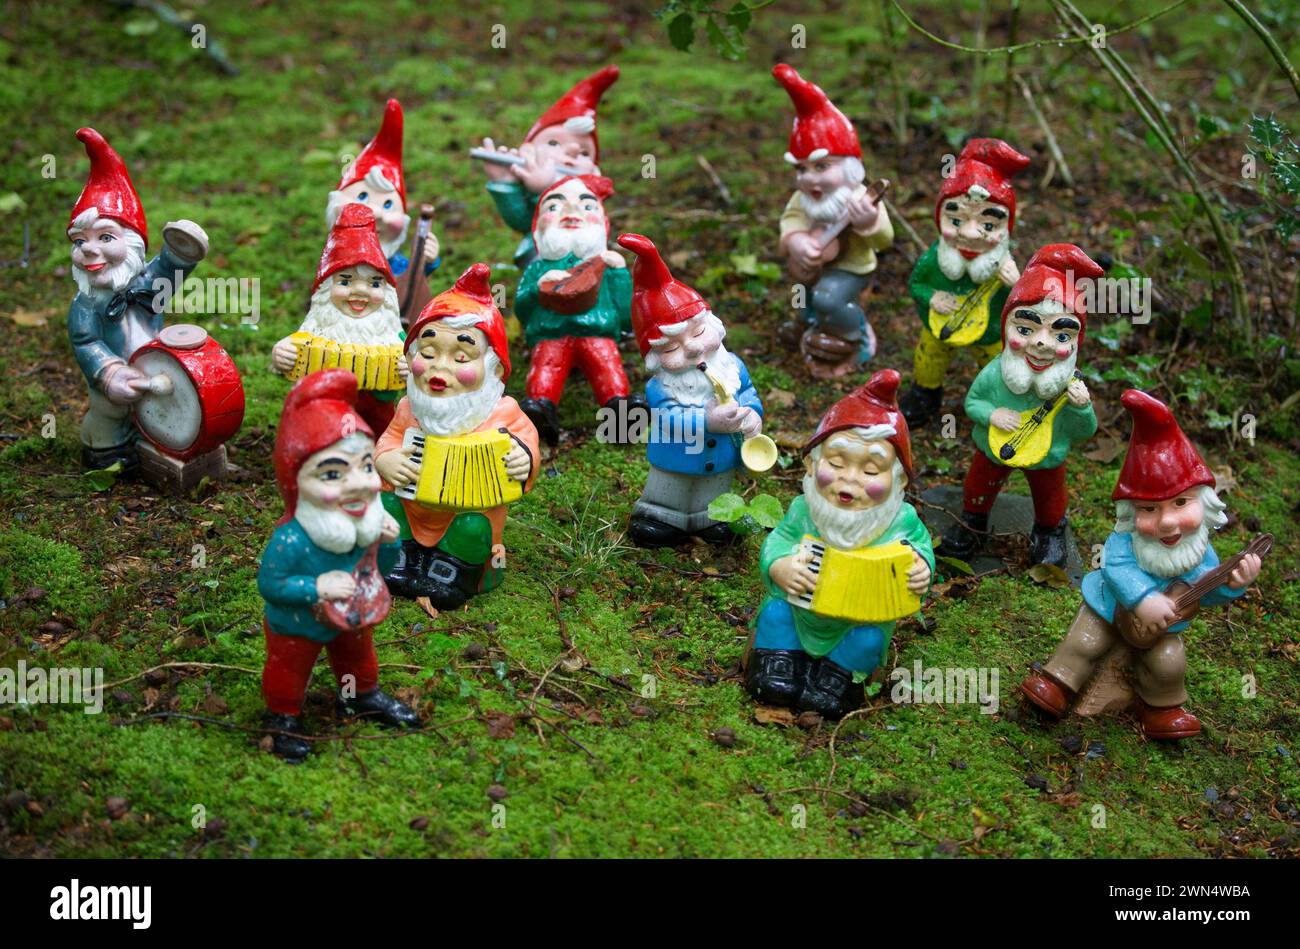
[526,336,629,405]
[262,620,378,717]
[962,450,1068,528]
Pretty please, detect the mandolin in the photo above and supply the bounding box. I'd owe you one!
[928,275,1000,346]
[315,542,393,634]
[538,255,606,315]
[987,370,1082,468]
[396,204,436,331]
[1113,533,1272,648]
[810,178,890,253]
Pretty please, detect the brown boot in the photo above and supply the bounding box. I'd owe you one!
[1133,698,1201,740]
[777,320,805,350]
[1020,672,1073,718]
[801,330,859,379]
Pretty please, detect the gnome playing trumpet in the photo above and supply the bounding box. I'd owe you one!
[65,128,209,473]
[477,66,618,271]
[375,265,540,607]
[938,245,1102,569]
[617,234,765,548]
[898,138,1030,428]
[259,369,419,763]
[748,371,935,719]
[773,64,893,379]
[328,99,440,282]
[1021,391,1263,740]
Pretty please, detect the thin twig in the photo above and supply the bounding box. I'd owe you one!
[1017,76,1074,187]
[101,661,258,691]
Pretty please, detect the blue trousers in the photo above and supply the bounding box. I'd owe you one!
[753,598,884,675]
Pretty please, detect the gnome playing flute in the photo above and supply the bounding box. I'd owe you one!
[773,64,893,379]
[899,138,1030,428]
[1021,391,1263,740]
[328,98,440,282]
[65,128,209,473]
[477,66,618,273]
[938,244,1103,569]
[259,369,419,763]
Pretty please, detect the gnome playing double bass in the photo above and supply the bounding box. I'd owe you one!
[1021,391,1263,740]
[64,128,210,473]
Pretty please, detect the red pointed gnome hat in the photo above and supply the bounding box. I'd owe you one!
[70,128,148,246]
[1112,390,1215,502]
[936,138,1030,230]
[803,369,913,483]
[312,204,395,293]
[772,64,861,162]
[617,233,710,358]
[1000,243,1104,346]
[274,368,374,521]
[406,263,511,379]
[338,98,406,210]
[525,65,619,162]
[530,174,615,237]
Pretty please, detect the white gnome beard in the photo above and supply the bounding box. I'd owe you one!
[802,462,906,551]
[71,232,147,302]
[1130,521,1211,579]
[294,493,386,555]
[534,219,607,262]
[653,346,740,407]
[405,371,504,437]
[325,190,410,259]
[299,283,404,346]
[1000,343,1077,400]
[936,235,1009,283]
[798,183,855,225]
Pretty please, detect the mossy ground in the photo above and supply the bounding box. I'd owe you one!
[0,1,1297,858]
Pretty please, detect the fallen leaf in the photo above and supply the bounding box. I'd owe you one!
[1083,436,1123,463]
[753,705,797,727]
[485,712,515,739]
[414,597,440,620]
[559,654,587,673]
[771,430,809,450]
[1027,563,1071,589]
[6,307,50,327]
[1213,465,1238,494]
[202,693,229,715]
[766,388,796,409]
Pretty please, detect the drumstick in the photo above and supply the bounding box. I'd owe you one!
[469,147,584,178]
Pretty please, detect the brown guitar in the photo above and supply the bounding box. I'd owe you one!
[397,203,436,331]
[538,255,606,315]
[1113,533,1272,648]
[315,543,393,634]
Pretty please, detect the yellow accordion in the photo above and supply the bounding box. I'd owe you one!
[394,428,523,511]
[786,536,921,624]
[285,331,404,391]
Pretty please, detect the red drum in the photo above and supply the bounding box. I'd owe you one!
[130,324,245,460]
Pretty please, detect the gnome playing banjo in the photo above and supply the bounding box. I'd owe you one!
[748,371,935,719]
[477,66,618,272]
[259,369,419,763]
[65,128,210,473]
[1021,391,1265,739]
[899,138,1030,428]
[513,173,639,445]
[938,244,1102,569]
[375,264,540,607]
[773,64,894,379]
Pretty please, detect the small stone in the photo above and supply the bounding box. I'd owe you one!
[950,760,967,771]
[0,716,12,731]
[486,784,508,802]
[25,800,44,818]
[1060,733,1083,755]
[848,800,869,817]
[409,815,430,831]
[143,668,168,686]
[203,817,226,839]
[461,643,487,660]
[1024,774,1049,792]
[713,727,736,748]
[1205,786,1220,803]
[106,796,129,820]
[796,711,823,730]
[560,587,578,600]
[629,704,654,719]
[1084,740,1106,760]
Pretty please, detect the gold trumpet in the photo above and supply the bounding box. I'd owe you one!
[702,365,779,473]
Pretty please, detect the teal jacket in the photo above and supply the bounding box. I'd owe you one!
[964,358,1097,470]
[486,180,539,268]
[515,252,632,346]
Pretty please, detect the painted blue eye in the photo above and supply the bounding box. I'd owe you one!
[358,191,369,201]
[1057,333,1071,343]
[1018,326,1031,336]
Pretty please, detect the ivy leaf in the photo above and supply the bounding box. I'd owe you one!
[704,15,744,60]
[726,2,753,33]
[1249,113,1288,153]
[83,461,123,492]
[667,12,695,52]
[707,492,747,523]
[747,494,784,529]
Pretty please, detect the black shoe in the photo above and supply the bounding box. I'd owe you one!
[337,688,420,728]
[420,551,484,610]
[602,394,649,445]
[261,712,311,763]
[936,510,988,561]
[81,442,139,476]
[796,659,865,719]
[745,649,809,707]
[629,514,689,548]
[520,397,560,446]
[1029,518,1069,568]
[694,521,742,545]
[383,540,426,599]
[899,384,943,428]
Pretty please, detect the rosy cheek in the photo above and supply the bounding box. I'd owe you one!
[454,366,479,386]
[866,481,887,500]
[584,210,603,225]
[1008,337,1023,351]
[1055,345,1072,359]
[409,355,427,376]
[815,466,835,488]
[316,489,341,505]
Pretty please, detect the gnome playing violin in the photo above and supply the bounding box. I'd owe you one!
[513,174,640,445]
[375,265,540,607]
[328,98,440,282]
[65,128,209,473]
[478,66,618,271]
[773,64,893,379]
[939,244,1102,569]
[899,138,1030,428]
[748,371,935,719]
[259,369,419,763]
[1021,391,1263,740]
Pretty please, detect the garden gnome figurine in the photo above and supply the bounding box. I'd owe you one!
[1021,390,1263,739]
[773,64,893,379]
[938,244,1101,568]
[328,98,440,281]
[899,138,1029,427]
[477,66,618,270]
[374,264,540,607]
[513,174,641,444]
[617,233,765,547]
[65,127,209,473]
[259,368,419,763]
[748,370,935,719]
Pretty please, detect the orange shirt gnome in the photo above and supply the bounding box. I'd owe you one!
[374,264,540,608]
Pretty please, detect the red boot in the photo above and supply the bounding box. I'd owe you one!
[1020,672,1073,718]
[1133,699,1201,740]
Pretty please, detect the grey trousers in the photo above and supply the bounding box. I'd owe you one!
[801,268,872,342]
[633,466,735,532]
[80,385,138,449]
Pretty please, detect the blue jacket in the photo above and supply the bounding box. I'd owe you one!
[388,252,440,279]
[1082,531,1243,633]
[645,355,763,476]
